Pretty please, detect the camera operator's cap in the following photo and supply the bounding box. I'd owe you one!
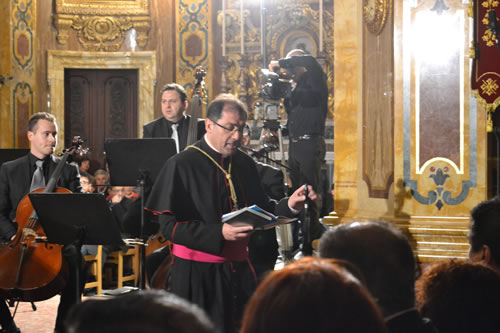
[285,48,306,58]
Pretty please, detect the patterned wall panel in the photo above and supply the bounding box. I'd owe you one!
[362,1,394,199]
[402,0,477,213]
[11,0,36,147]
[176,0,212,107]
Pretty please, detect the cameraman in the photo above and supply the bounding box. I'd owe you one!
[269,49,328,254]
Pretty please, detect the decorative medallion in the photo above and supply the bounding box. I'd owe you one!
[363,0,391,35]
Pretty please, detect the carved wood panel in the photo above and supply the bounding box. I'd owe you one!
[64,69,138,171]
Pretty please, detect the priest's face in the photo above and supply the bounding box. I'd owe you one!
[206,106,245,157]
[161,89,187,123]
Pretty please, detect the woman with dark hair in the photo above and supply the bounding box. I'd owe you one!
[240,257,387,333]
[416,260,500,333]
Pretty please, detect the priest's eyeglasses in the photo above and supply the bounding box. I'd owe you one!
[212,121,245,134]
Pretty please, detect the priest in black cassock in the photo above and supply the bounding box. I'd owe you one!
[143,83,205,152]
[146,94,316,333]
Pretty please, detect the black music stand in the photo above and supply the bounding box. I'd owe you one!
[0,149,30,166]
[104,138,176,289]
[29,193,125,302]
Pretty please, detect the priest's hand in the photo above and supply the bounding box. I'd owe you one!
[288,184,318,212]
[222,223,253,241]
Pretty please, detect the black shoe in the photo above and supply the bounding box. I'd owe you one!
[0,321,20,333]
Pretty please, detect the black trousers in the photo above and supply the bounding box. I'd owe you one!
[55,244,86,333]
[0,300,14,330]
[288,137,326,250]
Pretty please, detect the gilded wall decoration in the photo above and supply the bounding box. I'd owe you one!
[12,0,36,147]
[175,0,212,106]
[218,2,334,119]
[363,0,392,35]
[53,0,151,51]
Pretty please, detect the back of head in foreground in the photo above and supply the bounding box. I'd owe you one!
[318,221,416,316]
[416,260,500,333]
[64,289,216,333]
[469,196,500,271]
[240,257,387,333]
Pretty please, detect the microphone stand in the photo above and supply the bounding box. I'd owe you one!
[302,184,312,256]
[240,145,291,171]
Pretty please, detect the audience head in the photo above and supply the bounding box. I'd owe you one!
[79,172,94,193]
[416,260,500,333]
[78,156,91,173]
[94,169,109,192]
[241,124,251,147]
[469,197,500,271]
[160,83,188,123]
[205,94,248,157]
[123,186,138,200]
[240,257,387,333]
[64,290,216,333]
[318,221,416,316]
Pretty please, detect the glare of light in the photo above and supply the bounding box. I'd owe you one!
[412,10,463,66]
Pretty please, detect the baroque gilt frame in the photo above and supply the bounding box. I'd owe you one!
[53,0,151,51]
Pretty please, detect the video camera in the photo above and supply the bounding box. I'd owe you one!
[256,69,292,130]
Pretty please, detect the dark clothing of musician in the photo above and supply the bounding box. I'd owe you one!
[146,137,296,333]
[143,115,206,151]
[0,152,83,332]
[248,162,285,280]
[279,54,328,249]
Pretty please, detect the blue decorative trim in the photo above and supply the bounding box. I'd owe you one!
[402,0,476,210]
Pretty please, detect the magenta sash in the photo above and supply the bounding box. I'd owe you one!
[172,240,248,263]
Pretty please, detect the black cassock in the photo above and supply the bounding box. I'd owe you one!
[146,137,294,333]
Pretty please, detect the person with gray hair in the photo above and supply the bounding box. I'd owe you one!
[318,221,438,333]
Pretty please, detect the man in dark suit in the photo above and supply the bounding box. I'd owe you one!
[318,221,438,333]
[143,83,205,151]
[0,112,82,333]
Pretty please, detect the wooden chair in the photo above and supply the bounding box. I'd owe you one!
[83,245,102,295]
[104,245,140,288]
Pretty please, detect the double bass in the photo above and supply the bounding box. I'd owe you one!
[0,137,86,302]
[149,68,207,289]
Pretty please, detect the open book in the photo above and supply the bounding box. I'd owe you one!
[222,205,297,230]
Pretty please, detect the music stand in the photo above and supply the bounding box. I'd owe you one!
[0,149,30,167]
[104,138,176,289]
[29,193,125,302]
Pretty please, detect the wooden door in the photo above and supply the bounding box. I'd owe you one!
[64,69,138,173]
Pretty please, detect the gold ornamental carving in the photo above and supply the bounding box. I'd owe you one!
[218,2,334,117]
[363,0,391,35]
[54,0,151,51]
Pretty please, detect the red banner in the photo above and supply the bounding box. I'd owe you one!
[471,0,500,109]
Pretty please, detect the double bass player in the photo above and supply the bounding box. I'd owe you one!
[0,113,82,333]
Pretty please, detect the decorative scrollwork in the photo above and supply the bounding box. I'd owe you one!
[53,0,151,51]
[363,0,391,35]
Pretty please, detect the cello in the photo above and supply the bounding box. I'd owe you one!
[0,137,86,302]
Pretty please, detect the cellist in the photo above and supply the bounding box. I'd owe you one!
[0,112,82,333]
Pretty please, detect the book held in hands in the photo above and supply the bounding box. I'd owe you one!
[222,205,297,230]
